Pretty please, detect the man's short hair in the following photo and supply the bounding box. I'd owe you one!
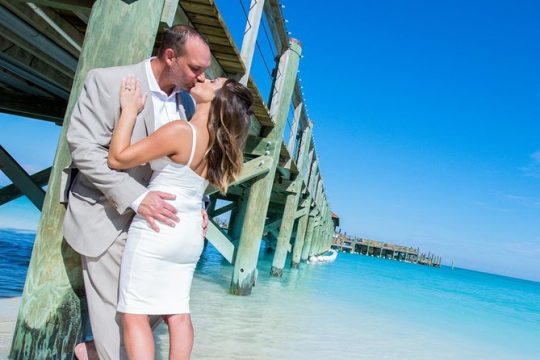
[157,25,209,57]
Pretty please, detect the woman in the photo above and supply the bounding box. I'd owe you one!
[108,75,252,359]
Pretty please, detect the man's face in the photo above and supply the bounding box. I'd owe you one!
[169,37,211,90]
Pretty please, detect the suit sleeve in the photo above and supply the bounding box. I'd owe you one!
[66,69,146,214]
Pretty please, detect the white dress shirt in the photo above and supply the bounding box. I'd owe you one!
[130,58,188,212]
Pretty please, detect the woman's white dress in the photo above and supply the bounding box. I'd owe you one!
[117,122,208,315]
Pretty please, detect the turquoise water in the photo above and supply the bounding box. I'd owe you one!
[182,245,540,360]
[1,229,539,359]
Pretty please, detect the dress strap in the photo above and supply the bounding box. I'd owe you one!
[186,122,197,168]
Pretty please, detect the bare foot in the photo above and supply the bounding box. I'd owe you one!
[74,341,98,360]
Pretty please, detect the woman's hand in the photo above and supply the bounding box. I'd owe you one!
[120,74,146,115]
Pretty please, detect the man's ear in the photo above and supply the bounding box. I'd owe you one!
[164,48,177,65]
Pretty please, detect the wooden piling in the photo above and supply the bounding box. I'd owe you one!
[9,1,166,357]
[271,124,312,276]
[290,194,311,268]
[230,39,302,295]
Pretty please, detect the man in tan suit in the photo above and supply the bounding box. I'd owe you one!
[63,25,211,359]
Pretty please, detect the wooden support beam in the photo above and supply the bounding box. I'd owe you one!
[296,121,312,172]
[1,1,84,57]
[227,190,247,241]
[300,214,317,262]
[0,21,74,78]
[204,155,272,196]
[294,207,308,219]
[230,39,302,295]
[264,218,282,232]
[0,38,74,92]
[309,223,322,257]
[0,53,70,99]
[0,6,78,72]
[239,0,265,85]
[0,146,46,210]
[290,195,311,268]
[160,0,179,27]
[12,0,94,11]
[271,179,295,195]
[206,219,234,263]
[0,70,51,97]
[0,89,66,124]
[10,1,167,357]
[244,134,276,156]
[271,124,312,276]
[210,202,235,217]
[0,167,51,206]
[285,102,302,167]
[263,0,287,54]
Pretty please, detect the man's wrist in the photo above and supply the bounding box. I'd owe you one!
[130,191,148,213]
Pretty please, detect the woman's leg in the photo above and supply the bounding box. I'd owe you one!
[121,313,155,360]
[163,314,194,360]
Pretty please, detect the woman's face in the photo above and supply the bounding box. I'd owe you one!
[190,77,227,103]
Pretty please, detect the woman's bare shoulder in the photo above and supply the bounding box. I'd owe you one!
[157,120,191,137]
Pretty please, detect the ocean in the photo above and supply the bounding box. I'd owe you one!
[1,228,539,359]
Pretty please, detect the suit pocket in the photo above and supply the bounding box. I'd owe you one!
[69,177,105,205]
[70,191,98,205]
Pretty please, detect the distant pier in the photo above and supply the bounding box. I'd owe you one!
[332,233,442,267]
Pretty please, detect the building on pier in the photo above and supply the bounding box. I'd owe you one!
[332,233,442,267]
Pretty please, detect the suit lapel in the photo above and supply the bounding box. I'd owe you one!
[137,60,155,135]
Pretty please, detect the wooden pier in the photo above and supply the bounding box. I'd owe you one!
[332,233,442,267]
[0,0,337,357]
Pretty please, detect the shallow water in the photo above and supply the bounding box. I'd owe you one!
[1,229,539,359]
[158,245,540,360]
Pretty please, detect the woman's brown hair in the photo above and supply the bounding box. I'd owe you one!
[206,79,252,193]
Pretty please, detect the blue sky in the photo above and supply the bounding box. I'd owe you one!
[1,0,539,281]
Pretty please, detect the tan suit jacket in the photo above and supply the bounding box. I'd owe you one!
[63,60,194,257]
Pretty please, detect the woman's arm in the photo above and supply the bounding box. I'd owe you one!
[108,75,187,169]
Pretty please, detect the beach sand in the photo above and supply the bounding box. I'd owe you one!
[0,297,172,359]
[0,297,20,359]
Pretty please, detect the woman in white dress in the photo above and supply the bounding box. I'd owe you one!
[107,75,252,360]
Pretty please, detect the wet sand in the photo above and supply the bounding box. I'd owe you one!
[0,297,20,359]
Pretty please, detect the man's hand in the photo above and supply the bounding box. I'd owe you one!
[138,191,179,232]
[201,209,209,237]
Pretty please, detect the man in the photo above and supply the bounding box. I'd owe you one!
[63,25,212,359]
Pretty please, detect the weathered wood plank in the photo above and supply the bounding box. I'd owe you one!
[160,0,179,27]
[263,0,287,54]
[0,53,70,99]
[186,12,221,27]
[0,39,73,91]
[0,89,67,123]
[1,0,84,57]
[247,77,272,127]
[239,0,264,86]
[179,1,216,16]
[0,146,46,210]
[206,219,234,263]
[12,0,94,11]
[0,70,51,97]
[244,134,275,156]
[0,167,51,206]
[0,23,74,78]
[205,155,273,196]
[210,202,235,217]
